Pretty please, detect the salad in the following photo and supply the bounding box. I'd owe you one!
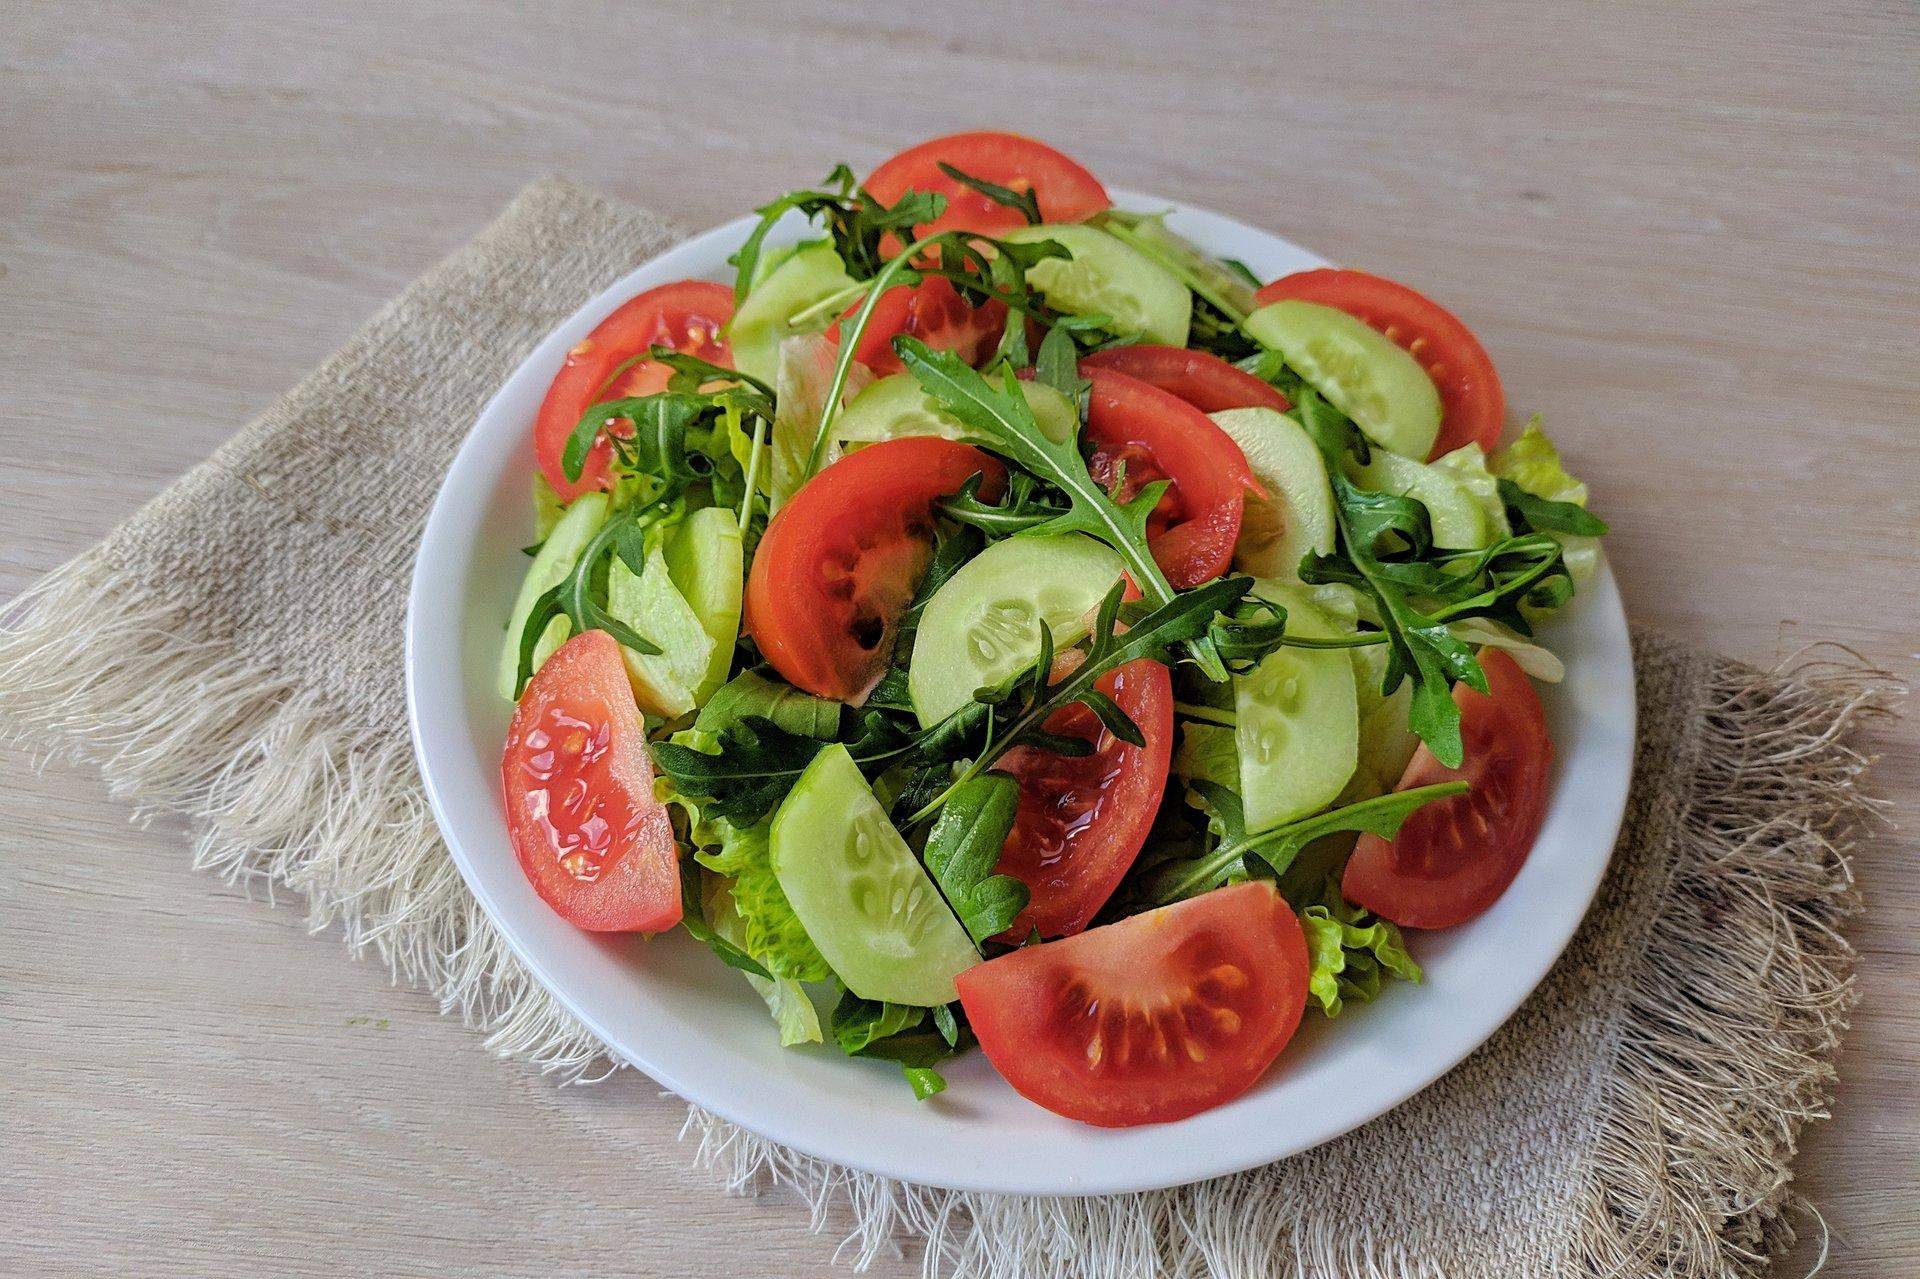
[496,131,1609,1127]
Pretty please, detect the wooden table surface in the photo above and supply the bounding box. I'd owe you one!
[4,2,1915,1275]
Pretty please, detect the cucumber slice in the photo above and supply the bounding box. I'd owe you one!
[607,544,718,720]
[1243,299,1441,460]
[1234,582,1359,832]
[726,242,856,388]
[907,534,1127,726]
[771,744,979,1006]
[1347,450,1489,549]
[496,491,608,702]
[1002,223,1191,346]
[1208,407,1336,580]
[662,506,744,704]
[833,371,1078,449]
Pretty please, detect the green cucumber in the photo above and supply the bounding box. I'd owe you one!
[1243,299,1441,460]
[1234,581,1359,832]
[771,745,979,1006]
[907,534,1127,726]
[1207,407,1336,580]
[726,241,856,388]
[1002,223,1191,346]
[496,491,608,702]
[832,371,1078,448]
[607,544,716,720]
[662,506,744,704]
[1347,449,1489,549]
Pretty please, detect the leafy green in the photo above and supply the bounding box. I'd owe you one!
[895,337,1228,680]
[677,862,772,980]
[1491,420,1604,593]
[1094,209,1259,323]
[831,994,925,1053]
[921,772,1028,944]
[1499,479,1609,538]
[1136,779,1468,907]
[935,472,1067,539]
[697,669,841,741]
[1297,881,1421,1017]
[829,991,972,1099]
[936,161,1042,225]
[694,820,832,982]
[729,165,947,303]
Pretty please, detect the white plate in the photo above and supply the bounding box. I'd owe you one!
[405,192,1636,1196]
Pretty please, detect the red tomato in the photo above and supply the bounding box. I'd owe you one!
[1254,269,1504,458]
[746,437,1004,703]
[1343,649,1551,929]
[830,276,1008,375]
[1082,366,1252,589]
[1081,345,1291,413]
[957,881,1310,1127]
[863,131,1110,243]
[533,280,734,501]
[500,630,680,933]
[994,658,1174,940]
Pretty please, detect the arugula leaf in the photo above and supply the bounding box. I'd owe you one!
[1137,780,1469,907]
[936,161,1042,226]
[1499,478,1609,537]
[935,472,1067,538]
[830,991,973,1099]
[653,712,913,829]
[921,771,1029,944]
[895,338,1228,681]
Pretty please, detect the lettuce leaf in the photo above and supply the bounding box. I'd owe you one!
[1430,443,1512,543]
[1491,420,1599,590]
[702,870,823,1046]
[1290,869,1420,1017]
[695,820,833,983]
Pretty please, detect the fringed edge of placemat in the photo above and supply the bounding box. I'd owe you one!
[1566,648,1889,1279]
[0,554,614,1076]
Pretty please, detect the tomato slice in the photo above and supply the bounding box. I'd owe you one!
[1343,649,1551,929]
[533,280,735,501]
[1253,269,1504,458]
[957,881,1310,1127]
[745,436,1004,703]
[863,131,1110,242]
[830,275,1008,376]
[500,630,680,932]
[994,658,1174,940]
[1081,366,1252,589]
[1081,345,1290,413]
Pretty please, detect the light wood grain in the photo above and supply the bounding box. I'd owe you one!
[3,1,1915,1275]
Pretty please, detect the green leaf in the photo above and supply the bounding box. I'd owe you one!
[677,862,772,980]
[1498,478,1609,537]
[1033,323,1087,399]
[1139,781,1468,907]
[903,1066,948,1099]
[830,992,926,1054]
[922,772,1029,944]
[932,1002,960,1046]
[895,338,1226,680]
[696,670,841,741]
[694,820,831,982]
[936,161,1043,225]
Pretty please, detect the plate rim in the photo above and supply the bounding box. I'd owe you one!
[405,190,1636,1195]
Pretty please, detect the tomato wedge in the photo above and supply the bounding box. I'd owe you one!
[1081,345,1290,413]
[1081,365,1252,589]
[994,658,1174,940]
[746,436,1004,703]
[864,131,1110,243]
[1253,269,1504,458]
[830,275,1007,376]
[1343,649,1550,929]
[500,630,680,932]
[533,280,734,501]
[957,881,1309,1127]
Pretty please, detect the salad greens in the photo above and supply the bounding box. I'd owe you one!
[497,135,1608,1111]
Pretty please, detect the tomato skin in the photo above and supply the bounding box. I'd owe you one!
[1253,269,1504,458]
[533,280,734,501]
[830,275,1008,375]
[1080,345,1290,413]
[1343,649,1551,929]
[994,658,1174,940]
[746,437,1005,703]
[957,881,1310,1127]
[500,630,680,933]
[1081,366,1252,589]
[863,131,1110,242]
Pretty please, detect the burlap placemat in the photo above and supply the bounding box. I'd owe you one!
[0,180,1885,1278]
